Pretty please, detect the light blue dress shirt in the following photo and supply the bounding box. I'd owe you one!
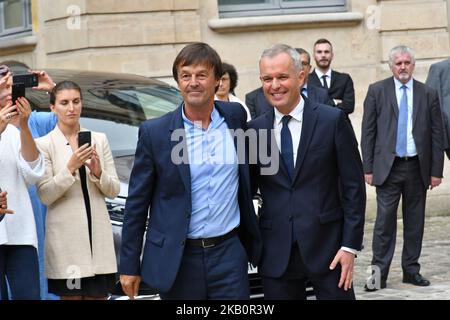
[182,105,240,238]
[394,78,417,156]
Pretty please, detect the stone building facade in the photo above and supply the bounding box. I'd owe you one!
[2,0,450,217]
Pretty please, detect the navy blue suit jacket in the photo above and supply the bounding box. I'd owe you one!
[119,101,262,293]
[245,85,332,120]
[248,100,365,277]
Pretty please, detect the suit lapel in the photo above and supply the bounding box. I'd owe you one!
[412,80,420,128]
[262,109,290,179]
[330,70,336,90]
[169,104,191,195]
[309,70,322,88]
[388,78,399,119]
[292,99,318,183]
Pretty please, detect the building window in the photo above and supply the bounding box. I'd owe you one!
[218,0,346,18]
[0,0,32,38]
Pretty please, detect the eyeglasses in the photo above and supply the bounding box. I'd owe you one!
[301,61,310,66]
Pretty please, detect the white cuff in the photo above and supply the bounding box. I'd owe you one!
[341,246,357,255]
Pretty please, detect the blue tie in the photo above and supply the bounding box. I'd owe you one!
[281,115,294,180]
[396,85,408,157]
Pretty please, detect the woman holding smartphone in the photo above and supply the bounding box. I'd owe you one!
[36,81,120,300]
[0,67,45,300]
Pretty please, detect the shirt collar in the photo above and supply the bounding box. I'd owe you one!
[393,77,413,91]
[181,103,221,130]
[315,68,332,79]
[274,98,304,126]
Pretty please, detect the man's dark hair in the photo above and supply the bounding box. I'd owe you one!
[221,62,238,95]
[50,80,82,105]
[295,48,311,64]
[313,38,333,51]
[172,42,223,83]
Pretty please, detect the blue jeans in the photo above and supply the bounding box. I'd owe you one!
[0,245,41,300]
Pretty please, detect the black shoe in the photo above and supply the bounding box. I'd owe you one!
[402,273,430,286]
[364,282,386,292]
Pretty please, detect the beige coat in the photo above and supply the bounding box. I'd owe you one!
[36,126,120,279]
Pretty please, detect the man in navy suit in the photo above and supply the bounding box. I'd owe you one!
[245,48,332,119]
[309,38,355,123]
[119,43,261,300]
[249,44,365,299]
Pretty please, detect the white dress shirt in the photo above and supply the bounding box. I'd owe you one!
[314,68,332,89]
[393,77,417,156]
[273,99,304,165]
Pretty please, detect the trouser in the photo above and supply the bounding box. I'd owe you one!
[262,243,355,300]
[0,245,41,300]
[160,235,249,300]
[372,157,426,283]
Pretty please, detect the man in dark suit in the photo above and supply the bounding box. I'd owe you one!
[119,42,262,300]
[245,48,332,119]
[361,45,444,291]
[426,58,450,157]
[249,44,365,299]
[309,38,355,123]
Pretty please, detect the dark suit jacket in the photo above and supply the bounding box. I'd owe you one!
[361,77,444,188]
[426,58,450,158]
[309,69,355,120]
[248,100,365,277]
[119,101,262,293]
[245,85,332,120]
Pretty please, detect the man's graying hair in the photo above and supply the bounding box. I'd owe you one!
[389,45,415,66]
[259,44,302,73]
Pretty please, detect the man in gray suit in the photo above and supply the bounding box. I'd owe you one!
[361,45,444,291]
[426,58,450,157]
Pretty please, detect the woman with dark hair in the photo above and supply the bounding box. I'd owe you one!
[215,62,251,121]
[36,81,120,300]
[0,66,45,300]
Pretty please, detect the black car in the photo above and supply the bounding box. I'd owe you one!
[4,64,264,299]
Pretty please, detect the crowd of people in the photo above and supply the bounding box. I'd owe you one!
[0,38,449,300]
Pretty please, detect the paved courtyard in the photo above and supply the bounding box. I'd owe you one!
[353,215,450,300]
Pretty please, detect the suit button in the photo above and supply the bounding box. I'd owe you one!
[186,214,190,219]
[181,240,185,246]
[288,215,293,221]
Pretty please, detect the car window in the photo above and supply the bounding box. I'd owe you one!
[26,78,182,156]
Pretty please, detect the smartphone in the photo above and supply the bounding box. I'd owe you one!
[13,73,39,88]
[12,83,26,105]
[78,131,92,148]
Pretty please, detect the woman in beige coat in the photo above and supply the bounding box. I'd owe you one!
[36,81,120,300]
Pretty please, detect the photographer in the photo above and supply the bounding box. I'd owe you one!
[0,66,45,300]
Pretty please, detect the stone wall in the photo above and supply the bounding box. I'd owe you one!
[1,0,450,219]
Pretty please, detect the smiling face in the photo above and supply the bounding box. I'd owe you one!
[51,89,82,127]
[259,52,304,114]
[176,63,219,110]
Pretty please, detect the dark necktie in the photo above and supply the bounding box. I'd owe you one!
[396,85,408,157]
[281,115,294,180]
[301,87,308,98]
[321,75,329,90]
